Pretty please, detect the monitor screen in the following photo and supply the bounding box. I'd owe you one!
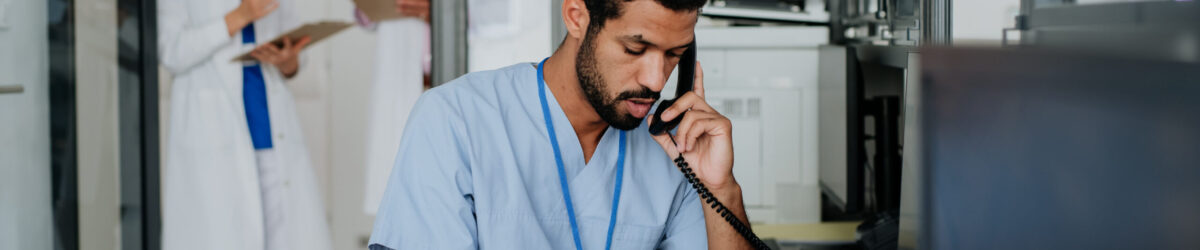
[915,48,1200,249]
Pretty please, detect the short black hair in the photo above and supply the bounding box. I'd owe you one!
[584,0,707,34]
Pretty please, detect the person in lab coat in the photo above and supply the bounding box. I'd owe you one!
[369,0,756,249]
[353,0,432,215]
[157,0,332,249]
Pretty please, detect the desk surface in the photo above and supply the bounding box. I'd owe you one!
[754,221,861,244]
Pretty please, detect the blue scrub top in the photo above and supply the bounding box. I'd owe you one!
[368,63,709,249]
[242,22,273,149]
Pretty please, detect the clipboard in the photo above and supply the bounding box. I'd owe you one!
[232,21,354,62]
[353,0,404,22]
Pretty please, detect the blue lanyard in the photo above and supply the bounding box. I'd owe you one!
[538,58,626,250]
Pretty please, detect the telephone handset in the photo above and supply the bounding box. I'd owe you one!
[648,41,771,250]
[647,41,696,135]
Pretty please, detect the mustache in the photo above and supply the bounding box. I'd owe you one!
[614,87,660,101]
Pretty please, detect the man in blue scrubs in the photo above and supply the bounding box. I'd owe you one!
[370,0,754,249]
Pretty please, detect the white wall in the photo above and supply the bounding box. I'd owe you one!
[467,0,552,71]
[0,0,53,248]
[314,1,379,249]
[952,0,1021,45]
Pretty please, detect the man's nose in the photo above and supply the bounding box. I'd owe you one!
[636,55,668,93]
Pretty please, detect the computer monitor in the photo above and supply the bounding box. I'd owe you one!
[817,45,865,216]
[910,47,1200,249]
[897,50,922,250]
[818,45,909,220]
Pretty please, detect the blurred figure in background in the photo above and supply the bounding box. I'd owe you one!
[157,0,332,249]
[354,0,432,215]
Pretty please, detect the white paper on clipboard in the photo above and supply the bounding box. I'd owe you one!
[353,0,404,22]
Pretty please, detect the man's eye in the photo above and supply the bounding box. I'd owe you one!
[625,48,645,55]
[666,52,681,58]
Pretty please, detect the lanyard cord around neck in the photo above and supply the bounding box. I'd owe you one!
[538,58,626,250]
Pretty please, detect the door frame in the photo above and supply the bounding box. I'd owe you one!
[116,0,160,249]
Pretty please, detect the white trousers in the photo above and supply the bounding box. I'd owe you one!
[255,149,287,250]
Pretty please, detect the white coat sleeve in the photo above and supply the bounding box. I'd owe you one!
[157,0,234,74]
[367,88,478,250]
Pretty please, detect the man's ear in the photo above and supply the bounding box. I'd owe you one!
[562,0,590,40]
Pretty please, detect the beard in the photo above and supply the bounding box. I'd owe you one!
[576,33,660,130]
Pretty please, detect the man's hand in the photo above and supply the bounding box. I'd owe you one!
[648,61,752,249]
[226,0,279,36]
[648,61,736,190]
[396,0,430,22]
[250,36,312,78]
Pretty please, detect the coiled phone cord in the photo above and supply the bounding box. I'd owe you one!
[668,135,772,250]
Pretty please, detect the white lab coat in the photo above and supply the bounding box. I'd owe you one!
[157,0,331,249]
[362,18,428,215]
